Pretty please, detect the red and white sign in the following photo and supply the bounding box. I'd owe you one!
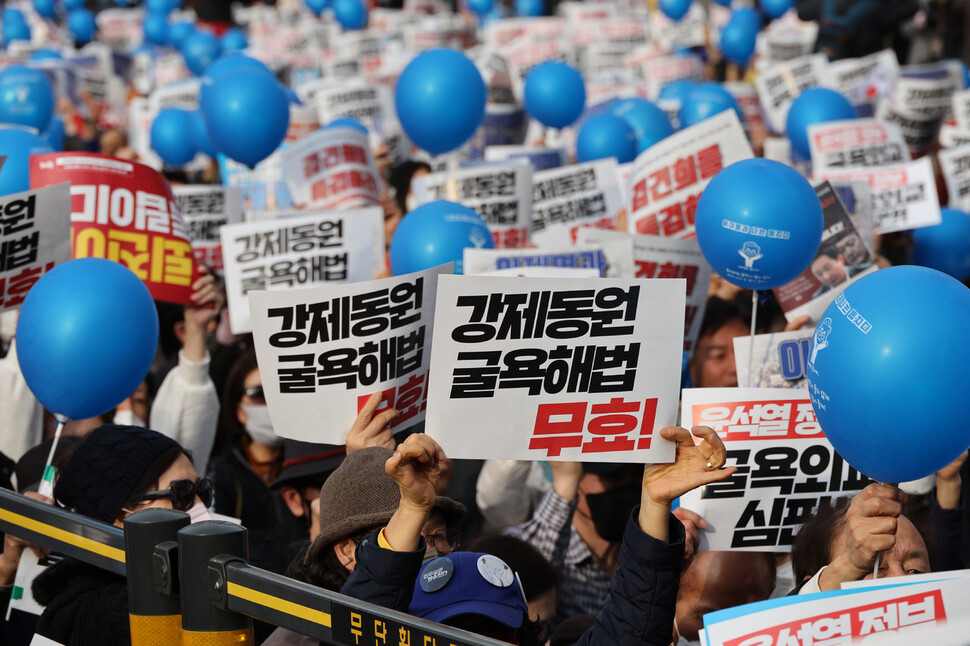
[808,119,910,172]
[280,128,382,210]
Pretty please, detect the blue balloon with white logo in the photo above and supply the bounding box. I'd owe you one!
[221,28,248,52]
[0,128,54,196]
[911,207,970,280]
[0,66,55,133]
[660,0,692,20]
[576,113,638,164]
[806,265,970,483]
[333,0,368,30]
[694,158,823,290]
[515,0,544,16]
[786,87,856,158]
[611,97,674,153]
[182,31,221,76]
[679,83,742,129]
[390,201,494,276]
[152,108,197,165]
[524,61,585,129]
[144,13,170,45]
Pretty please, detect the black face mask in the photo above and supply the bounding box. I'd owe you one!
[584,481,641,542]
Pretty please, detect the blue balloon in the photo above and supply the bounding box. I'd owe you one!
[515,0,544,16]
[34,0,56,19]
[467,0,493,15]
[16,258,159,420]
[524,61,586,129]
[68,9,97,46]
[806,266,970,483]
[31,49,63,61]
[732,6,763,29]
[3,20,30,46]
[576,113,638,164]
[324,117,368,134]
[720,15,758,64]
[0,128,53,195]
[221,28,248,52]
[146,0,171,14]
[611,97,674,153]
[695,158,823,290]
[390,201,494,275]
[42,116,65,151]
[199,53,274,105]
[167,21,195,49]
[679,83,742,129]
[333,0,368,30]
[659,0,692,20]
[63,0,85,10]
[395,48,486,156]
[305,0,329,16]
[3,8,26,24]
[786,88,856,159]
[189,110,217,158]
[202,68,289,168]
[0,66,55,133]
[911,208,970,280]
[144,13,170,45]
[658,79,695,105]
[760,0,793,18]
[152,108,196,165]
[182,31,221,76]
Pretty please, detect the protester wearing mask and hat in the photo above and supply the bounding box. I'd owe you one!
[29,425,211,646]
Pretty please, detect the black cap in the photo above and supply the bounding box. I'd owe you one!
[270,439,347,490]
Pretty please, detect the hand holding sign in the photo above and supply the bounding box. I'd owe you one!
[345,391,398,454]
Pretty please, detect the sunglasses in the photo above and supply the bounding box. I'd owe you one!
[140,478,213,512]
[243,385,266,405]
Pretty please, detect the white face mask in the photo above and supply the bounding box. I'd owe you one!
[113,409,147,428]
[242,404,283,447]
[187,501,212,523]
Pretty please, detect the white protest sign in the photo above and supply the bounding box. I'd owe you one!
[173,185,243,274]
[530,159,624,248]
[425,275,684,463]
[577,228,711,354]
[250,265,448,443]
[280,128,382,209]
[939,123,970,149]
[413,164,533,249]
[821,49,898,117]
[505,38,569,101]
[894,73,959,117]
[808,119,910,172]
[463,242,635,278]
[755,54,829,134]
[481,266,601,278]
[641,54,705,100]
[311,81,408,156]
[679,388,871,552]
[816,157,941,234]
[757,19,817,65]
[485,146,568,171]
[939,146,970,211]
[953,90,970,130]
[650,4,706,51]
[628,110,754,238]
[703,578,970,646]
[734,329,815,390]
[876,99,943,153]
[222,208,384,334]
[0,183,71,313]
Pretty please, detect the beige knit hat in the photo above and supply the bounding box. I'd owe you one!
[304,446,465,565]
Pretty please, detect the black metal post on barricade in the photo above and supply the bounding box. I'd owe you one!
[178,520,254,646]
[124,508,190,646]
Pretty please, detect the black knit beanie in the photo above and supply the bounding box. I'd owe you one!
[54,424,181,524]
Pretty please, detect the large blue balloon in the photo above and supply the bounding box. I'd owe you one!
[16,259,159,420]
[146,0,172,14]
[660,0,692,20]
[221,28,248,52]
[42,116,65,151]
[732,6,763,29]
[390,201,494,276]
[576,113,638,164]
[34,0,56,19]
[31,49,63,61]
[658,79,695,105]
[333,0,368,30]
[152,108,196,165]
[720,15,758,64]
[760,0,793,18]
[182,31,222,76]
[467,0,493,15]
[167,21,195,49]
[144,13,170,45]
[515,0,544,16]
[68,9,97,46]
[911,208,970,280]
[0,129,54,196]
[786,88,856,159]
[305,0,329,16]
[611,97,674,153]
[324,118,368,134]
[524,61,586,129]
[807,266,970,483]
[679,83,742,129]
[199,53,274,105]
[695,158,823,290]
[3,19,30,46]
[63,0,85,10]
[395,49,486,156]
[0,66,55,133]
[202,68,289,168]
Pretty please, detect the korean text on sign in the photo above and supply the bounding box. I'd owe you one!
[249,264,450,445]
[530,159,625,248]
[426,275,685,463]
[627,110,753,239]
[173,185,243,274]
[281,128,382,210]
[679,388,871,552]
[30,153,197,305]
[0,184,72,312]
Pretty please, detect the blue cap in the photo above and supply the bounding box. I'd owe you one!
[409,552,527,629]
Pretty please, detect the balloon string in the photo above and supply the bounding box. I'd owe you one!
[873,551,882,580]
[38,415,67,499]
[748,289,758,387]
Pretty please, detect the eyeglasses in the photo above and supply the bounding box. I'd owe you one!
[140,478,213,512]
[243,385,266,405]
[422,529,461,553]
